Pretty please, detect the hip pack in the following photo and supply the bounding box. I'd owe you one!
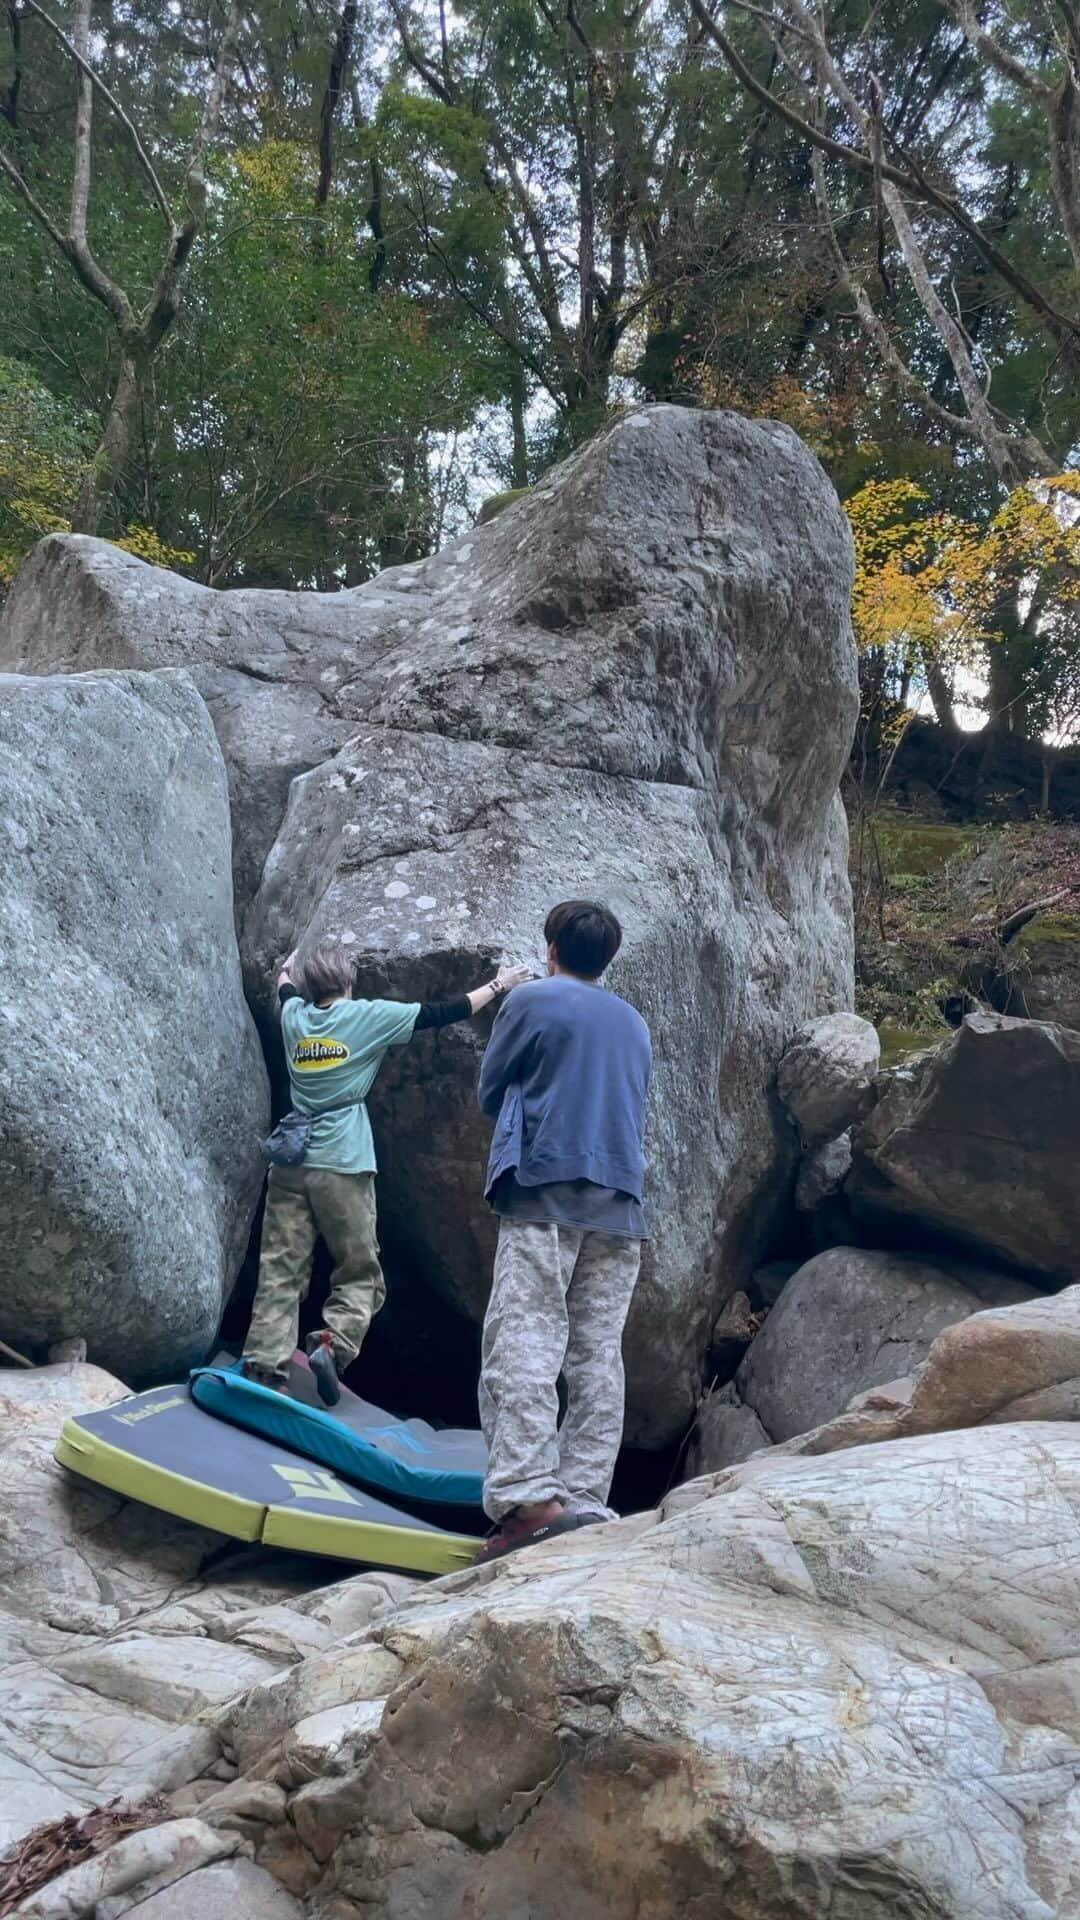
[261,1098,358,1168]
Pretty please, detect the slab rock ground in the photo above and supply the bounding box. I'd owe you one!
[45,1420,1080,1920]
[0,1363,414,1866]
[0,671,268,1380]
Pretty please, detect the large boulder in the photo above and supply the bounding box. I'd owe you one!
[0,1360,413,1856]
[80,1422,1080,1918]
[777,1010,880,1145]
[0,537,354,911]
[0,408,858,1443]
[735,1245,1038,1446]
[850,1013,1080,1281]
[0,671,269,1381]
[247,411,857,1444]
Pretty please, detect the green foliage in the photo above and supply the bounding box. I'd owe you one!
[0,0,1077,686]
[0,356,88,583]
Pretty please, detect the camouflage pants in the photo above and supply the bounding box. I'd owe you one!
[245,1165,386,1382]
[479,1219,642,1522]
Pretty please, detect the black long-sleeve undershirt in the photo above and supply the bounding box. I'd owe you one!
[278,984,471,1030]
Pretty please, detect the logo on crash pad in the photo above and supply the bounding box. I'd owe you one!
[272,1463,360,1506]
[292,1035,350,1071]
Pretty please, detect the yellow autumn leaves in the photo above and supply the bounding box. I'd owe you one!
[847,474,1080,664]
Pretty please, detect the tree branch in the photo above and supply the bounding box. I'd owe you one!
[882,176,1056,480]
[687,0,1080,351]
[3,0,23,130]
[136,1,241,354]
[386,0,453,102]
[22,0,174,230]
[68,0,91,246]
[316,0,358,213]
[944,0,1080,276]
[0,132,133,327]
[181,0,242,239]
[811,150,981,439]
[943,0,1051,104]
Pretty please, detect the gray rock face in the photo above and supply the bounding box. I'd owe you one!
[247,411,856,1444]
[122,1859,303,1920]
[0,671,269,1380]
[685,1379,771,1476]
[736,1245,1038,1445]
[768,1280,1080,1461]
[777,1010,880,1145]
[82,1423,1080,1919]
[794,1130,852,1210]
[850,1012,1080,1281]
[0,408,858,1442]
[0,536,353,913]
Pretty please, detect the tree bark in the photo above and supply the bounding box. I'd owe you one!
[1041,747,1054,813]
[922,650,959,731]
[71,348,141,534]
[316,0,358,215]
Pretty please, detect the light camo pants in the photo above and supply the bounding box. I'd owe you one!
[479,1218,642,1522]
[245,1165,386,1381]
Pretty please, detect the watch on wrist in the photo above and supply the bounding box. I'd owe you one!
[489,976,505,996]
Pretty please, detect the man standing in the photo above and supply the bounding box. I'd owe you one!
[476,900,652,1562]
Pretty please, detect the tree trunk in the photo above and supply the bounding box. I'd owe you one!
[71,347,141,534]
[508,365,528,489]
[1041,745,1054,814]
[922,650,958,731]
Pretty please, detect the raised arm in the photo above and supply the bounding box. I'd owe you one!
[478,987,536,1118]
[415,963,531,1031]
[277,948,300,1007]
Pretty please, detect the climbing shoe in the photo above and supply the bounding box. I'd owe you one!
[243,1361,290,1396]
[308,1332,342,1408]
[475,1507,604,1565]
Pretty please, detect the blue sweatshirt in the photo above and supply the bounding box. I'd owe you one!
[478,975,651,1202]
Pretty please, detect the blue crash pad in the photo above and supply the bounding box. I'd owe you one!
[190,1356,486,1511]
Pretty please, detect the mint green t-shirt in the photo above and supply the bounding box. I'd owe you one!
[280,994,421,1174]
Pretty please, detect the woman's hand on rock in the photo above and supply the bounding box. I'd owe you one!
[495,963,532,994]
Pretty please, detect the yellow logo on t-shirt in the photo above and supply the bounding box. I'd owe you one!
[293,1035,350,1071]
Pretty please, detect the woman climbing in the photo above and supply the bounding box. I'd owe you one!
[245,943,529,1405]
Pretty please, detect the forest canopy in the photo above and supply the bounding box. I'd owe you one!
[1,0,1078,750]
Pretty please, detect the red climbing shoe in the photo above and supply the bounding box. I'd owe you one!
[475,1504,605,1565]
[307,1331,342,1407]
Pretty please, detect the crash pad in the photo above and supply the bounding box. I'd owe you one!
[54,1382,480,1575]
[190,1355,486,1511]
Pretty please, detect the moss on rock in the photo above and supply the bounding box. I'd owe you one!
[476,487,532,526]
[1012,912,1080,952]
[873,816,977,879]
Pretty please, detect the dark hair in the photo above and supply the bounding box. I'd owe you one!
[295,943,356,1004]
[544,900,622,979]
